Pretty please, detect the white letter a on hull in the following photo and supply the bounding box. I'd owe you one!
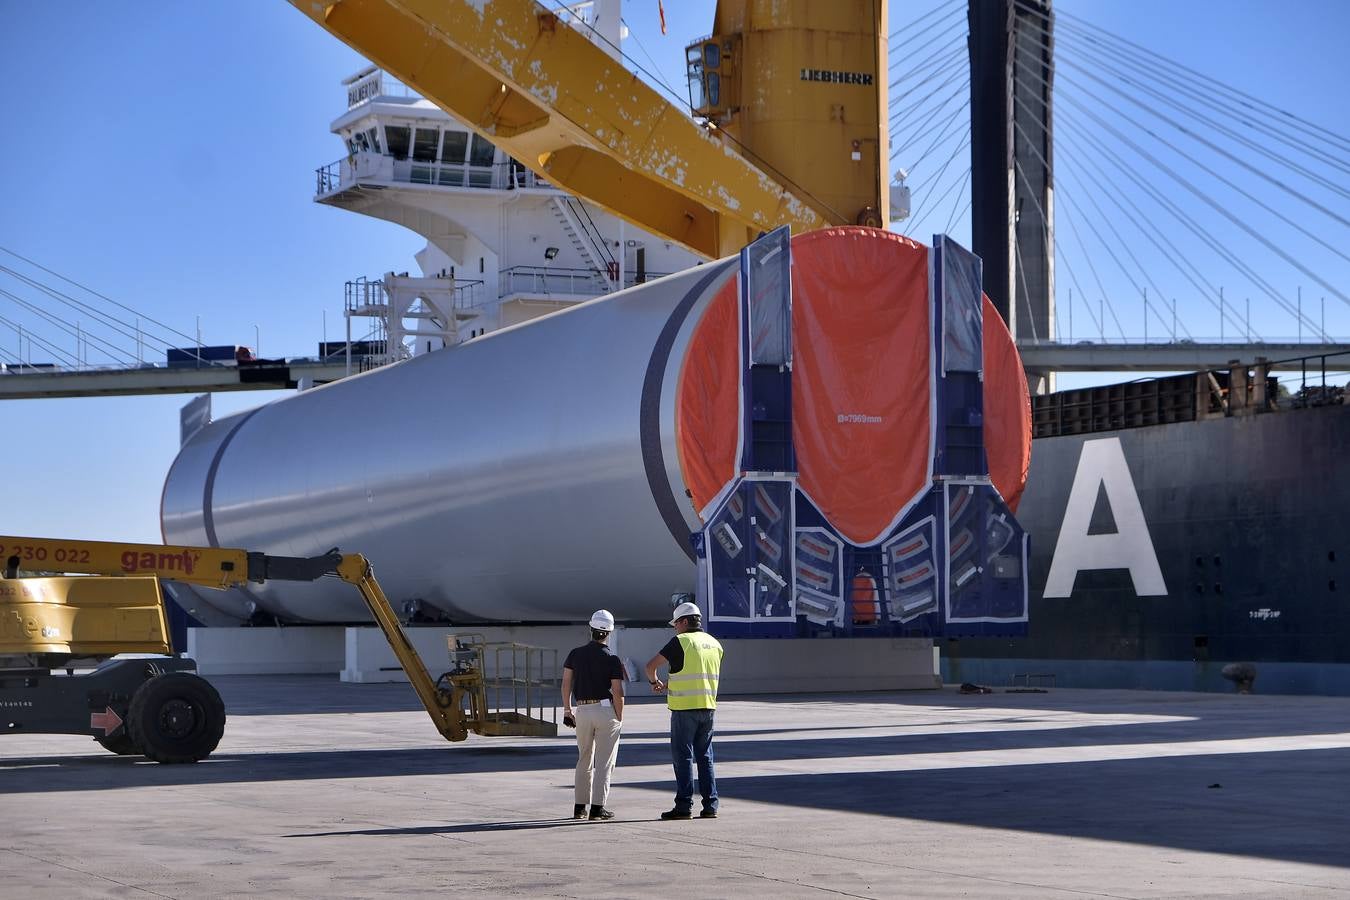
[1044,437,1167,598]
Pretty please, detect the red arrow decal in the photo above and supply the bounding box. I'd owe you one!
[90,707,123,735]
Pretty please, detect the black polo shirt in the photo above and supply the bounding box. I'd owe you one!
[658,633,689,674]
[563,640,624,702]
[658,627,713,674]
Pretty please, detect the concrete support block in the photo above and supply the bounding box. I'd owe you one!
[187,626,344,676]
[718,637,940,694]
[341,625,604,683]
[188,625,939,696]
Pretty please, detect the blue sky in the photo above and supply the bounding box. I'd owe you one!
[1,0,1346,543]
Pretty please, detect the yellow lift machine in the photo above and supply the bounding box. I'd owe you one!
[0,536,556,763]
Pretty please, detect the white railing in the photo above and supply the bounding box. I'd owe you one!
[455,279,489,309]
[499,266,611,298]
[344,275,488,314]
[316,154,555,197]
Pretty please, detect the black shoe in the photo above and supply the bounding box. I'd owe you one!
[700,808,718,818]
[660,808,693,820]
[588,805,615,821]
[573,804,587,820]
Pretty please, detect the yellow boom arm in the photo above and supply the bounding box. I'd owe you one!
[286,0,834,257]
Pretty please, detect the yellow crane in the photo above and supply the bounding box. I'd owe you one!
[0,536,555,762]
[286,0,889,257]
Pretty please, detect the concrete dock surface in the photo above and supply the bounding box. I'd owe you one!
[2,676,1349,899]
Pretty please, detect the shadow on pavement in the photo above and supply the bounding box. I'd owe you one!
[287,819,588,837]
[5,688,1350,869]
[622,746,1350,869]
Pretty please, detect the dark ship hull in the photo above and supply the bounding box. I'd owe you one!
[944,370,1349,695]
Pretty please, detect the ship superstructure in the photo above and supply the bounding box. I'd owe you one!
[313,50,699,361]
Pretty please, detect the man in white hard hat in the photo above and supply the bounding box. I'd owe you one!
[645,600,724,820]
[561,609,625,821]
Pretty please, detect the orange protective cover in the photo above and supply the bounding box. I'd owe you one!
[676,275,741,515]
[982,294,1032,512]
[790,229,932,544]
[675,227,1030,542]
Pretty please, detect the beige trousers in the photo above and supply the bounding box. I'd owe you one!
[574,702,622,807]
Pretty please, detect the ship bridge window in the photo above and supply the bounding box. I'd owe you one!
[436,131,469,187]
[441,130,468,164]
[468,134,495,187]
[353,131,371,153]
[385,125,411,160]
[366,127,381,154]
[413,127,439,162]
[686,45,705,109]
[468,133,495,168]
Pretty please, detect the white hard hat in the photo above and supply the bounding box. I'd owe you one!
[669,601,701,626]
[589,609,615,631]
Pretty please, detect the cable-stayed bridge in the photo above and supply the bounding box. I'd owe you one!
[0,247,357,400]
[892,0,1348,388]
[2,0,1346,401]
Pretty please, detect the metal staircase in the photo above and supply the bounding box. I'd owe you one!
[551,197,615,293]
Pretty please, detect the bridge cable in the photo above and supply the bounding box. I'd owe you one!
[1007,16,1350,244]
[1053,36,1350,201]
[1058,88,1349,310]
[0,246,200,347]
[890,79,969,161]
[0,286,139,366]
[0,265,161,358]
[1053,148,1197,339]
[887,0,965,53]
[0,310,81,368]
[1051,50,1350,239]
[942,167,972,236]
[1039,2,1350,158]
[902,134,972,239]
[1007,48,1340,332]
[889,50,969,128]
[887,25,968,94]
[1005,69,1241,339]
[1065,121,1326,338]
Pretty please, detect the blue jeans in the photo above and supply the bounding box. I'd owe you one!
[670,708,717,812]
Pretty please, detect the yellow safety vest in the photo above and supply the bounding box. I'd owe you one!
[667,631,724,711]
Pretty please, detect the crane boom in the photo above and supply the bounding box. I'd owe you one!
[285,0,834,257]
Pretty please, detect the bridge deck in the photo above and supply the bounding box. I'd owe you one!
[1018,341,1348,372]
[0,360,357,399]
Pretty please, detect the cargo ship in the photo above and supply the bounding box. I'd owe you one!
[946,369,1349,695]
[165,6,1348,695]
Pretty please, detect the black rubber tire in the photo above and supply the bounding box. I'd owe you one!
[95,731,142,756]
[127,672,226,764]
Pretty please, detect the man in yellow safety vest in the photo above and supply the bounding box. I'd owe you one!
[645,600,724,820]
